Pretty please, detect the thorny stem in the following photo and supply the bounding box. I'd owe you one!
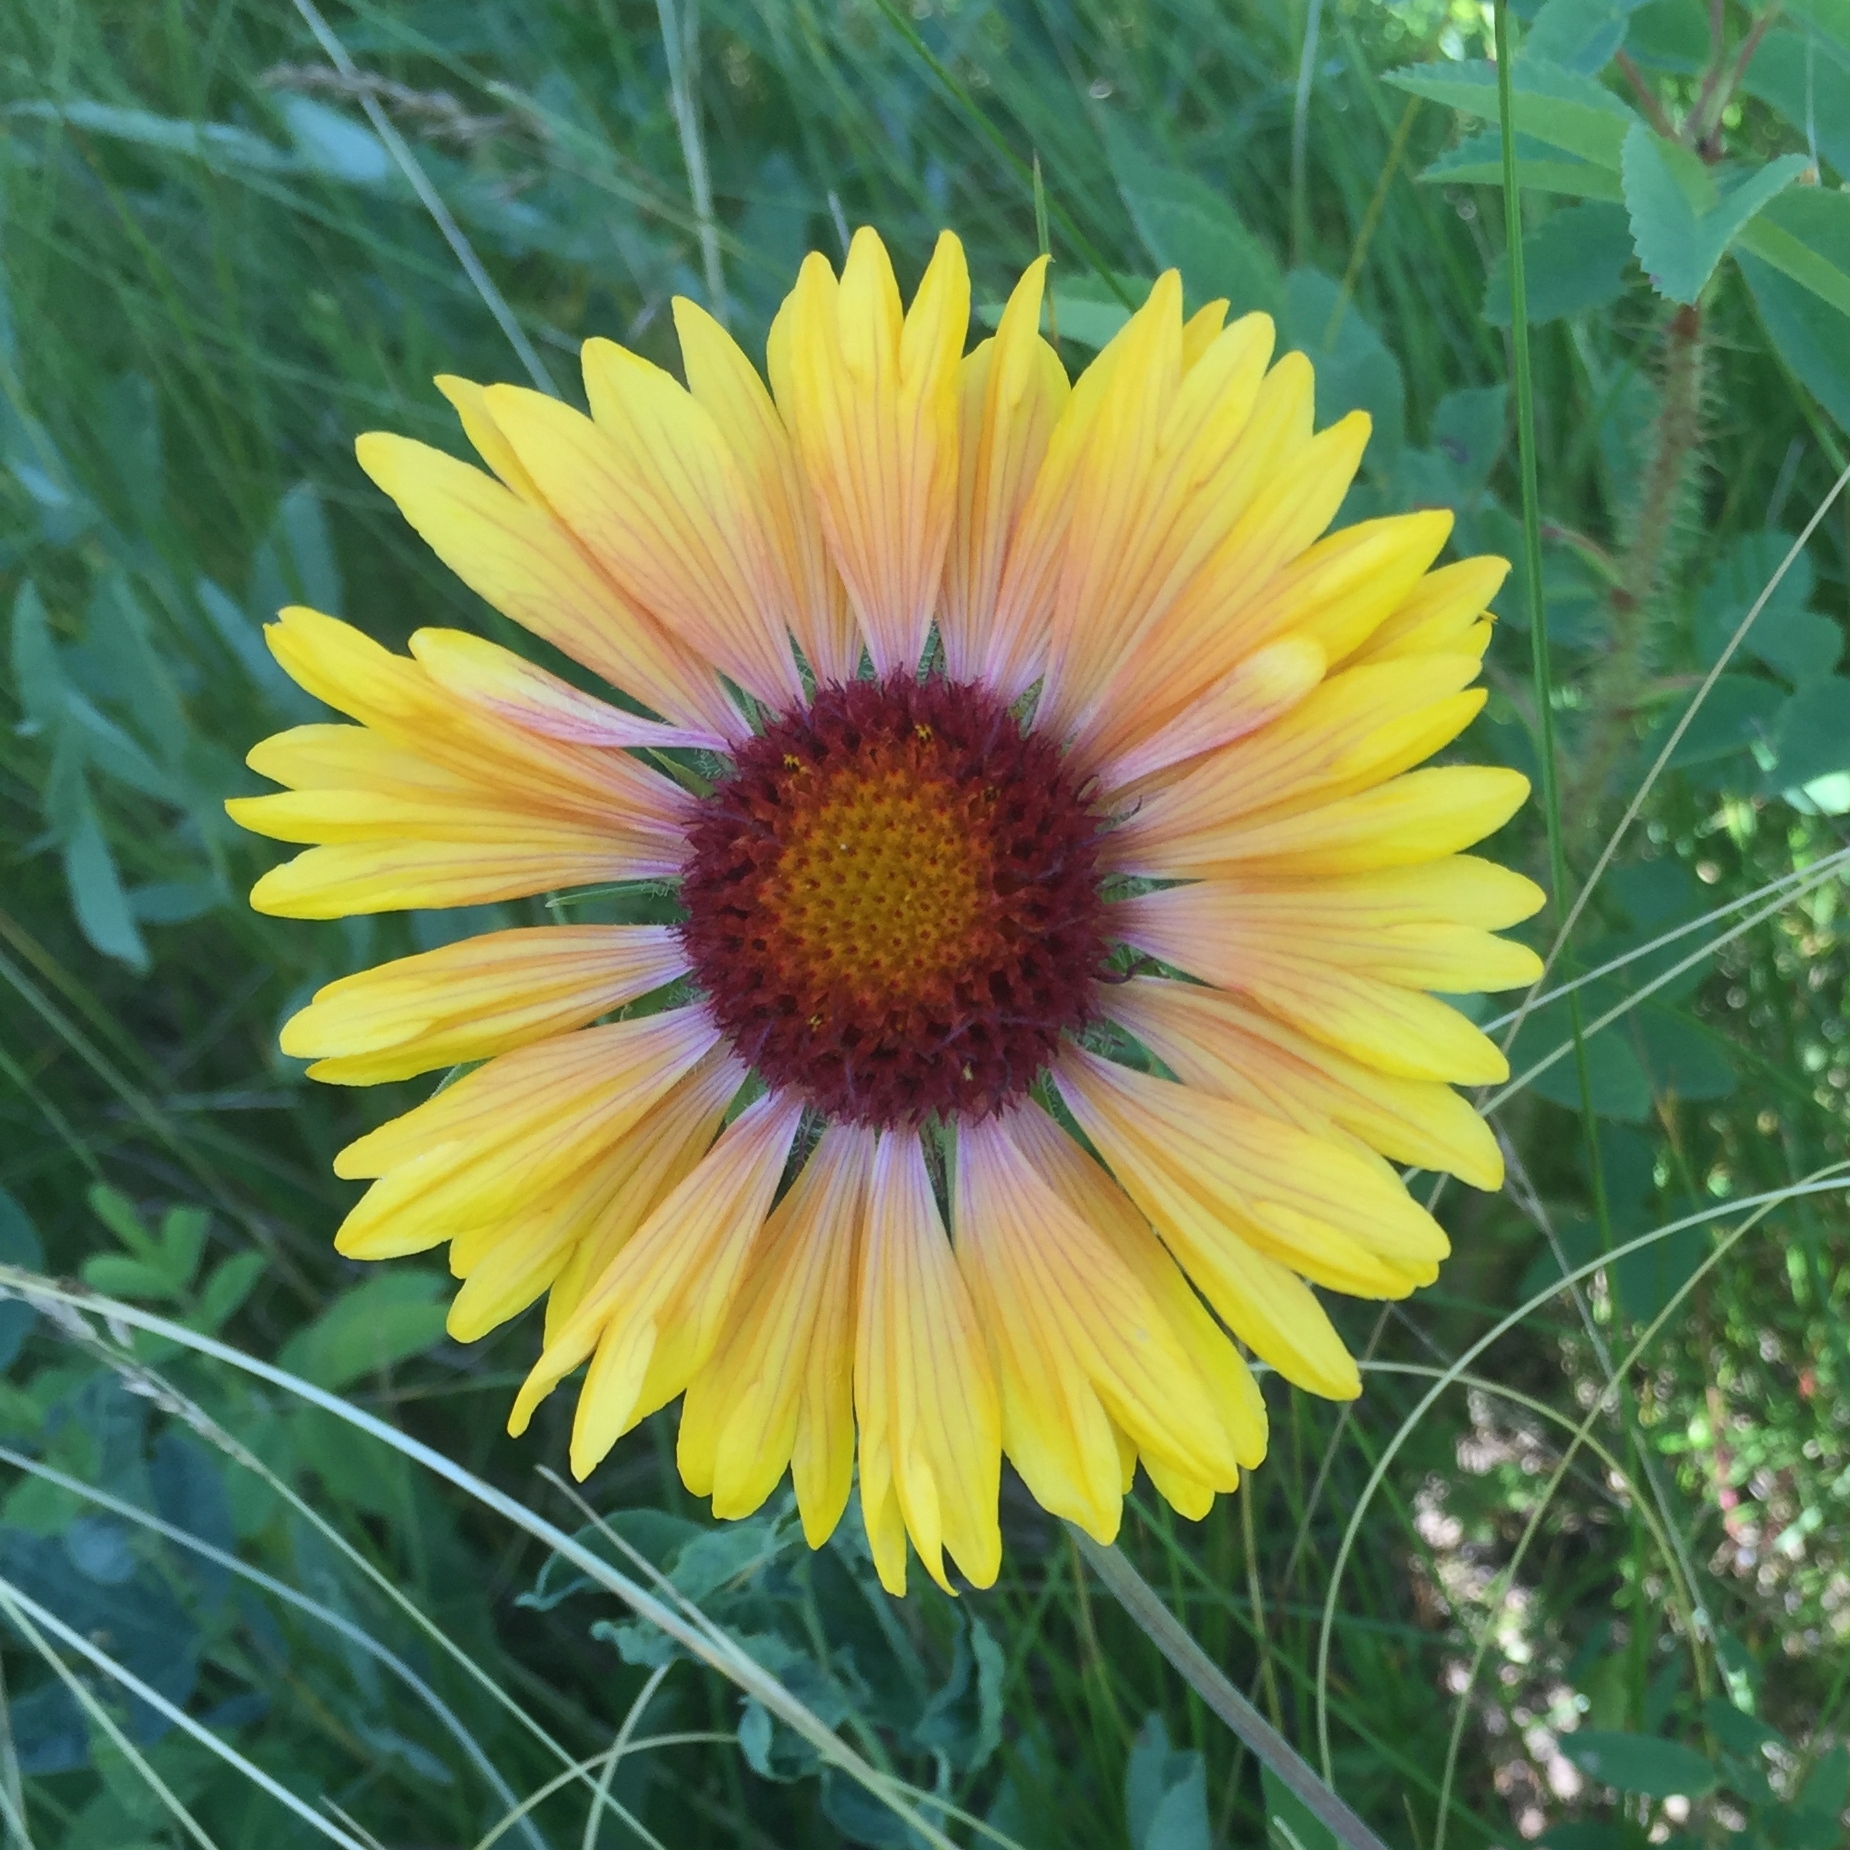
[1563,302,1708,835]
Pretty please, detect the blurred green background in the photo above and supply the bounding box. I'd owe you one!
[2,0,1849,1846]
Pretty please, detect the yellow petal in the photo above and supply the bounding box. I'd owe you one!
[1043,298,1282,739]
[854,1131,1000,1595]
[1057,1046,1443,1395]
[408,628,722,751]
[955,1115,1242,1542]
[432,373,544,504]
[484,378,802,708]
[1007,1105,1267,1475]
[544,1049,745,1340]
[1119,881,1544,995]
[336,1006,718,1181]
[674,296,860,686]
[779,231,969,676]
[508,1092,804,1469]
[1100,636,1326,791]
[355,434,735,737]
[247,839,656,919]
[941,257,1071,689]
[1116,764,1531,879]
[255,608,691,833]
[282,925,688,1085]
[1107,976,1505,1190]
[679,1122,873,1542]
[1352,554,1510,666]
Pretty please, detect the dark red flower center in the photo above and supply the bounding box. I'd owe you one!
[678,676,1109,1127]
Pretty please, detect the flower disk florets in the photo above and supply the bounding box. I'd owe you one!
[679,675,1109,1127]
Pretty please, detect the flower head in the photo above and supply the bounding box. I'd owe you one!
[230,230,1541,1594]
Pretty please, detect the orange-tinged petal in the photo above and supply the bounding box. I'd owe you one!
[779,230,969,677]
[507,1091,804,1463]
[1007,1106,1267,1475]
[674,296,860,686]
[1107,977,1504,1190]
[854,1131,1000,1595]
[679,1123,873,1541]
[955,1115,1241,1541]
[1115,764,1531,879]
[408,628,724,752]
[1099,636,1326,790]
[941,257,1070,688]
[1056,1046,1444,1391]
[1352,554,1510,666]
[355,433,735,737]
[484,377,802,707]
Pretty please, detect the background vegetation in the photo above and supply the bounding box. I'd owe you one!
[1,0,1848,1846]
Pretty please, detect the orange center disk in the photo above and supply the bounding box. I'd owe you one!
[757,746,998,1015]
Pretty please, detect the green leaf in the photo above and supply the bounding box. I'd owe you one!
[1737,185,1850,318]
[1423,127,1623,197]
[1625,0,1710,71]
[194,1251,266,1332]
[1523,0,1653,74]
[1785,0,1850,66]
[62,793,148,971]
[1104,123,1285,320]
[1561,1730,1717,1799]
[1634,1006,1736,1101]
[1511,1008,1654,1119]
[1386,58,1639,168]
[1742,30,1850,183]
[88,1183,157,1257]
[157,1206,209,1292]
[277,1269,450,1389]
[1621,128,1808,304]
[1485,200,1634,324]
[1694,533,1841,685]
[1281,268,1405,466]
[1767,675,1850,790]
[80,1254,183,1301]
[1126,1716,1210,1850]
[9,580,65,732]
[1739,237,1850,433]
[1653,673,1784,767]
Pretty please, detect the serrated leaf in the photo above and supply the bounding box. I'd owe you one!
[1485,200,1634,324]
[1385,58,1639,167]
[1422,127,1624,198]
[1104,123,1284,319]
[1561,1730,1717,1799]
[1621,127,1808,303]
[277,1269,450,1389]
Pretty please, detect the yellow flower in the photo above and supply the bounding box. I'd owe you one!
[229,230,1541,1596]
